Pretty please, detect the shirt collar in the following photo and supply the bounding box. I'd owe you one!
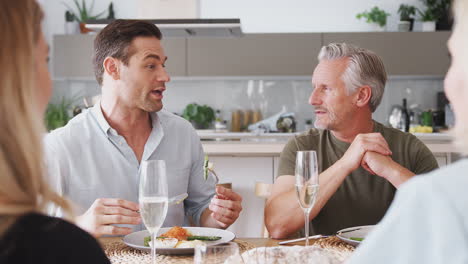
[91,101,112,135]
[91,101,164,137]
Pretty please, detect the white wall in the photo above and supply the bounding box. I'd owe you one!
[201,0,426,33]
[40,0,428,43]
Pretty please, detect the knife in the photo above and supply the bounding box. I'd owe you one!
[278,227,363,245]
[278,234,329,245]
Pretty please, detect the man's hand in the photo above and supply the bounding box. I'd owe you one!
[361,151,414,188]
[208,186,243,228]
[76,198,141,237]
[338,133,392,174]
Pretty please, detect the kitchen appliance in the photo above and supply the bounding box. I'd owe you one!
[85,18,243,37]
[276,114,296,132]
[86,0,243,37]
[388,99,410,132]
[388,105,405,131]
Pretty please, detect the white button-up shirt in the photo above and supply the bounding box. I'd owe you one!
[45,103,216,231]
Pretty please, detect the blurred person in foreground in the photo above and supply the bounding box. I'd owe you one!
[0,1,110,263]
[347,1,468,263]
[265,42,438,239]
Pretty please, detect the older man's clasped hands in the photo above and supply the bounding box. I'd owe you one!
[339,133,414,187]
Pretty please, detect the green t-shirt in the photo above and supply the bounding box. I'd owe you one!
[277,121,439,237]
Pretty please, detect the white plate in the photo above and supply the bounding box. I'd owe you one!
[336,225,374,247]
[123,227,236,255]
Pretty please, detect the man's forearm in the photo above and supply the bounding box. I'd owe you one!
[265,160,351,239]
[384,165,415,188]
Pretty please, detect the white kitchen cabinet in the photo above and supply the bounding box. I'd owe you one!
[209,157,273,237]
[273,157,280,179]
[434,153,449,167]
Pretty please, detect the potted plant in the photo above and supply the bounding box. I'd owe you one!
[418,0,452,31]
[418,7,437,31]
[398,4,417,31]
[434,0,452,30]
[64,10,78,34]
[44,98,73,131]
[356,6,390,32]
[182,103,215,129]
[63,0,109,33]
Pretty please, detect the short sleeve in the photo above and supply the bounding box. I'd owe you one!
[277,137,300,177]
[409,135,439,175]
[346,176,467,264]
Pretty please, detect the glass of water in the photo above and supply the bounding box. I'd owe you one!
[139,160,169,264]
[295,151,319,246]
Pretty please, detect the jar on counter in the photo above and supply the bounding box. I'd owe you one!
[231,110,241,132]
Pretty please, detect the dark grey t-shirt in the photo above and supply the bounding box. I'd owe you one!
[277,121,439,236]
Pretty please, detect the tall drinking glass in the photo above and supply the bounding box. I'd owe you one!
[139,160,169,264]
[295,150,319,246]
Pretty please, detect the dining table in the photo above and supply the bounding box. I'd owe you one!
[99,236,355,264]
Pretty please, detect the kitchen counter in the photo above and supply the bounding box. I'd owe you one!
[199,131,457,156]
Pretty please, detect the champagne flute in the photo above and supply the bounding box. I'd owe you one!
[295,150,319,246]
[139,160,169,264]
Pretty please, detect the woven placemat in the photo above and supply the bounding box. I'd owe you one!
[103,239,256,264]
[311,236,355,252]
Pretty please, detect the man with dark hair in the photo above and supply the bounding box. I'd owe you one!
[45,20,242,237]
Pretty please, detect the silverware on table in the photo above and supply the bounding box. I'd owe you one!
[336,227,362,235]
[278,234,329,245]
[278,227,363,245]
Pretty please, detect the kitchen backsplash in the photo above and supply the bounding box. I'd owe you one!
[52,76,444,131]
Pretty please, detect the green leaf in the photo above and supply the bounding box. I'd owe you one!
[203,155,209,180]
[181,103,215,129]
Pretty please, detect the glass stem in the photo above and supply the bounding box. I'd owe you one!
[151,232,157,264]
[304,209,311,246]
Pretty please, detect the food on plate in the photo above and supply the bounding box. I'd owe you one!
[174,240,205,248]
[161,226,191,240]
[349,237,364,242]
[143,226,222,248]
[187,236,222,241]
[144,237,178,248]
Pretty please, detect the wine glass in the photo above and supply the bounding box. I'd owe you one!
[139,160,169,264]
[295,150,319,246]
[194,242,244,264]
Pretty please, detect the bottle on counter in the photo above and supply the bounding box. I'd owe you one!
[231,110,241,132]
[241,110,253,132]
[214,110,228,132]
[304,119,314,131]
[401,98,410,132]
[252,110,262,124]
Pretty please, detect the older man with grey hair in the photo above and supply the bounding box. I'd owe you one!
[264,43,438,239]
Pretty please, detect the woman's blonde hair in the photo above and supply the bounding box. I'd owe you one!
[0,0,72,234]
[452,0,468,154]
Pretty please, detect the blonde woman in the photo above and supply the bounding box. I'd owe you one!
[347,1,468,263]
[0,1,110,263]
